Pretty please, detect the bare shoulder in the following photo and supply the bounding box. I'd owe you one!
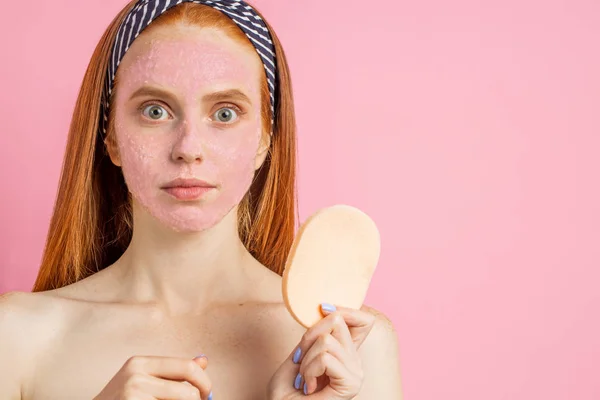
[361,304,399,344]
[0,290,69,349]
[0,291,68,399]
[0,290,61,338]
[359,304,401,366]
[358,305,404,399]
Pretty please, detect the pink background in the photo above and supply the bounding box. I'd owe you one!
[1,0,599,398]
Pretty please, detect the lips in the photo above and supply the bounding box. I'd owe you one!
[162,178,216,189]
[162,178,216,201]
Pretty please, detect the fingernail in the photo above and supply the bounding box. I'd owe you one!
[303,382,309,395]
[321,303,337,313]
[293,347,302,364]
[294,373,302,390]
[208,391,213,400]
[193,354,208,360]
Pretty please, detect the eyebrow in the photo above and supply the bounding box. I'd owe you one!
[128,86,253,106]
[203,89,252,105]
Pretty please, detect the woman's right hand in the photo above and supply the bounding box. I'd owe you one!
[93,355,213,400]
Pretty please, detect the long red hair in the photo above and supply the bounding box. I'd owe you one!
[33,1,298,292]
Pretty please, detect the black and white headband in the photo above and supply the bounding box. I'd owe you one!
[100,0,278,137]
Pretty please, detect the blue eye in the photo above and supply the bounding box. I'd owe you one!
[213,107,239,123]
[142,104,169,120]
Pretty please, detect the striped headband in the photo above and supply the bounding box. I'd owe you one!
[100,0,277,138]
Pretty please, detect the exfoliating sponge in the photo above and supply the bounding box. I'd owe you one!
[282,205,381,328]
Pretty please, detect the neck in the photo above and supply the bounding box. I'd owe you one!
[113,202,254,313]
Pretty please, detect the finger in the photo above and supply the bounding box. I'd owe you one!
[321,304,376,349]
[193,355,209,370]
[125,373,201,399]
[325,311,355,352]
[301,352,353,396]
[123,356,212,399]
[191,356,212,399]
[321,304,376,330]
[299,333,352,377]
[296,312,354,362]
[299,333,357,396]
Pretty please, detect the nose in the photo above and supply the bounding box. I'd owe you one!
[171,119,205,164]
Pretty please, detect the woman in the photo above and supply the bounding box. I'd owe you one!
[0,1,402,398]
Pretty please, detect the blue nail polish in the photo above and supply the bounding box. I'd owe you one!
[303,382,308,395]
[321,303,337,313]
[294,373,302,390]
[207,391,213,400]
[293,347,302,364]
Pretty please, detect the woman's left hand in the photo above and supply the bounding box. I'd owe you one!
[267,304,376,400]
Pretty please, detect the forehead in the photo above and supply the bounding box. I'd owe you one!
[116,25,262,92]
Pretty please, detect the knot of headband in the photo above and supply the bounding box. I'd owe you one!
[100,0,278,137]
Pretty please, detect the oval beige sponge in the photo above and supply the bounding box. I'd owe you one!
[282,204,381,328]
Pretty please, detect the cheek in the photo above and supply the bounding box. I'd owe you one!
[208,124,262,182]
[113,112,169,190]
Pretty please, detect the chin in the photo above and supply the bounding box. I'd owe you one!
[154,206,232,234]
[160,215,222,234]
[132,191,241,234]
[166,223,211,234]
